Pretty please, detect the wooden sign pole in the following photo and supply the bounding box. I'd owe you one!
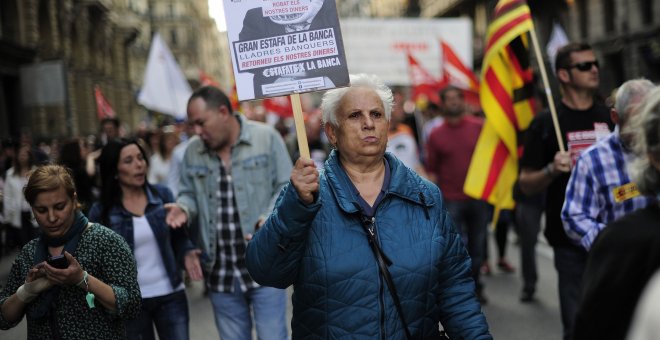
[290,93,310,159]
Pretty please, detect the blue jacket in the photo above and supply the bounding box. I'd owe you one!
[247,151,491,339]
[89,184,195,290]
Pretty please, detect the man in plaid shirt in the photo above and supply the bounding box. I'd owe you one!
[166,86,292,340]
[562,78,656,250]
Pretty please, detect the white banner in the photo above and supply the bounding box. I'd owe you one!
[138,33,192,119]
[546,22,569,73]
[340,18,473,86]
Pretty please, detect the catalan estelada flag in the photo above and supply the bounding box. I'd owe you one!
[464,0,536,209]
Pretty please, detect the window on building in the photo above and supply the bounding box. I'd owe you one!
[604,0,615,32]
[170,29,177,46]
[603,52,624,92]
[38,0,50,48]
[577,0,588,38]
[169,4,175,18]
[642,0,653,24]
[0,0,30,42]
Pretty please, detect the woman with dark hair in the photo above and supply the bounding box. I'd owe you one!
[0,164,141,338]
[2,144,37,249]
[59,138,94,213]
[89,138,202,340]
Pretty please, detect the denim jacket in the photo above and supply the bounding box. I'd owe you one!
[88,184,195,290]
[177,114,292,272]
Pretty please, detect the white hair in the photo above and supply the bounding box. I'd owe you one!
[626,86,660,195]
[320,73,394,127]
[614,78,655,122]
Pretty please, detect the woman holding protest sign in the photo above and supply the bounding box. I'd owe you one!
[246,74,491,339]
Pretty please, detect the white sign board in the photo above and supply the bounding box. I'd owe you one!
[224,0,350,101]
[340,18,473,86]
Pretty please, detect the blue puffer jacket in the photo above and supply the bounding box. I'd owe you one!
[247,151,491,339]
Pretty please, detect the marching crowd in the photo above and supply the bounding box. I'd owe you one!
[0,41,659,340]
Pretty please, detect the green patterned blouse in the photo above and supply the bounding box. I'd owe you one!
[0,223,141,339]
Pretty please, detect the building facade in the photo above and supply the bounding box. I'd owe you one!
[0,0,140,140]
[566,0,660,91]
[0,0,227,141]
[417,0,660,93]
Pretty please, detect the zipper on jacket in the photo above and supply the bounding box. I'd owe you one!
[361,216,388,339]
[372,217,387,340]
[379,276,386,340]
[418,192,430,219]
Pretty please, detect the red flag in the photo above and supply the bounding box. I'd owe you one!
[94,85,116,120]
[406,53,445,106]
[441,40,480,91]
[262,96,292,118]
[199,70,220,87]
[440,40,480,109]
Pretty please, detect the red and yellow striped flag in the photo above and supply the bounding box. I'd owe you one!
[464,0,536,209]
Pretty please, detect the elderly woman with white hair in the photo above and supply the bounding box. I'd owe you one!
[573,85,660,340]
[246,74,491,339]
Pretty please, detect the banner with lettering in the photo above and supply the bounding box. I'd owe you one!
[224,0,350,101]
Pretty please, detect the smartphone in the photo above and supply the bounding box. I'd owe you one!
[47,254,69,269]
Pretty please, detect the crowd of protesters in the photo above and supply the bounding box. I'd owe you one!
[0,40,659,339]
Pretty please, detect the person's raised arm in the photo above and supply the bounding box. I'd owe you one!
[519,151,571,195]
[291,158,320,205]
[246,158,320,288]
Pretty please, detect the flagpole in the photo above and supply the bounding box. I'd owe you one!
[528,24,565,152]
[290,93,310,159]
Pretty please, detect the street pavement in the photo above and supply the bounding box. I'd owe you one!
[0,233,561,339]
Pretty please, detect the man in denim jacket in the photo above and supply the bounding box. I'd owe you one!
[166,86,292,340]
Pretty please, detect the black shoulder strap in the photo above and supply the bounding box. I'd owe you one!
[360,215,413,340]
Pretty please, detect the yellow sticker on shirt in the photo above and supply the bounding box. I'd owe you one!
[613,183,641,203]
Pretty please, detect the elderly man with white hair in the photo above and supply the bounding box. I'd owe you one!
[561,78,656,250]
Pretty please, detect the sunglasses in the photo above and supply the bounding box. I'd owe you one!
[568,60,599,72]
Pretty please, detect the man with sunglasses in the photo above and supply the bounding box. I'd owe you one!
[518,42,614,340]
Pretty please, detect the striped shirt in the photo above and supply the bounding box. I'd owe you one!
[207,162,257,293]
[562,131,656,250]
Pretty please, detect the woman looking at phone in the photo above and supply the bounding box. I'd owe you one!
[89,138,203,340]
[0,164,141,338]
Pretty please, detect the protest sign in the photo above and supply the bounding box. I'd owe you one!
[224,0,350,101]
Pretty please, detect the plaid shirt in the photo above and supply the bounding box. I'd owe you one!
[207,162,257,293]
[562,131,656,250]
